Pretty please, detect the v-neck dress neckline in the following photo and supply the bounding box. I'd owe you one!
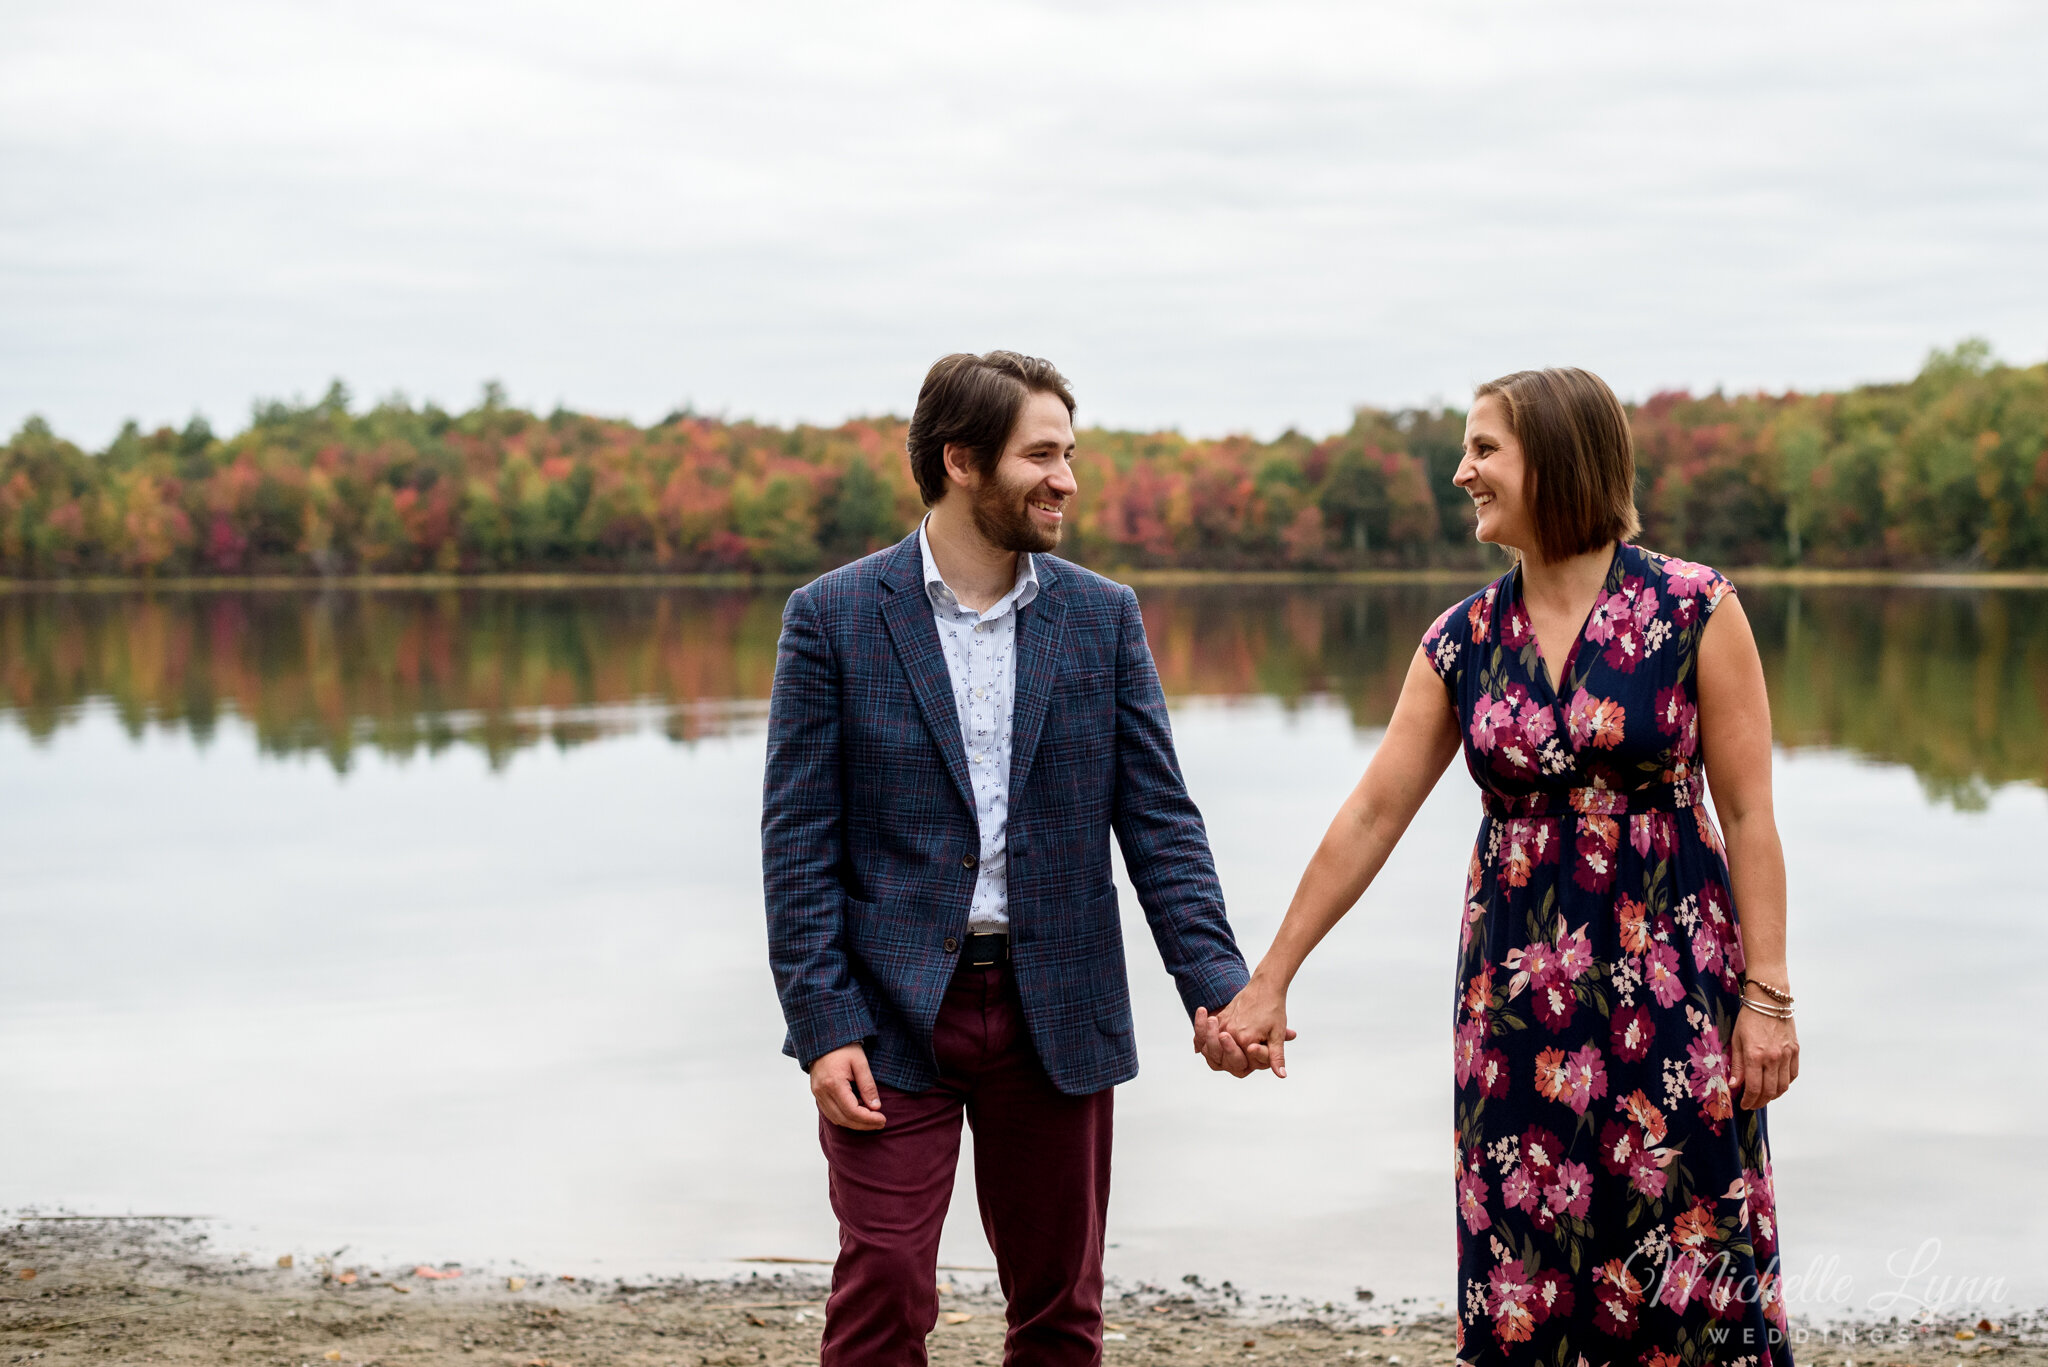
[1510,541,1622,705]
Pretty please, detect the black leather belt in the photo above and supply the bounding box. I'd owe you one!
[963,931,1009,967]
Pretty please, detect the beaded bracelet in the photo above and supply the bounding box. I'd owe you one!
[1743,976,1794,1006]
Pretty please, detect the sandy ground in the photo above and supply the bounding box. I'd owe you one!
[4,1220,2040,1367]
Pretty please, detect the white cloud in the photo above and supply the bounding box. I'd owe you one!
[2,0,2043,443]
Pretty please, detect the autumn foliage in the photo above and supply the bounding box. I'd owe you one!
[4,344,2044,577]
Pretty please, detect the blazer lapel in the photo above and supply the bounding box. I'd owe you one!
[878,537,978,818]
[1006,557,1067,809]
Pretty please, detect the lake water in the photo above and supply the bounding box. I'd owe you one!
[2,582,2044,1320]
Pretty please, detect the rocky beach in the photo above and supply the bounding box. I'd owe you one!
[4,1221,2041,1367]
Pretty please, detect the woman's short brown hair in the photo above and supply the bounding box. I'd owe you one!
[906,351,1075,506]
[1475,367,1641,563]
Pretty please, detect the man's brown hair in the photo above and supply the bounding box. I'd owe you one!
[1474,367,1641,563]
[906,351,1075,506]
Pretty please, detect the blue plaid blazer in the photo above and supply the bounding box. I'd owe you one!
[762,531,1249,1097]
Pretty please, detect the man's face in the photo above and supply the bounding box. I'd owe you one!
[966,390,1078,554]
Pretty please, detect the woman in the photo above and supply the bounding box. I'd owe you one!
[1209,368,1799,1365]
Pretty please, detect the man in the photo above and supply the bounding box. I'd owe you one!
[762,351,1253,1365]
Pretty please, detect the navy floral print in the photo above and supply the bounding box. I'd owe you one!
[1423,543,1791,1367]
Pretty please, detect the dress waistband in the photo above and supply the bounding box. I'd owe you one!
[1482,774,1703,820]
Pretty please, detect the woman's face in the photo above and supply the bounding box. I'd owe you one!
[1454,394,1531,554]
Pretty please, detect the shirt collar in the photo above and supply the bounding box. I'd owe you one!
[918,514,1040,619]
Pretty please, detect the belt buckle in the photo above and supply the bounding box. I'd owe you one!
[965,932,1008,967]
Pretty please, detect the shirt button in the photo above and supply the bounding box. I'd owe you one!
[962,854,978,869]
[976,622,990,633]
[944,937,958,953]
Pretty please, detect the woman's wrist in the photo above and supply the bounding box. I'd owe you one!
[1740,970,1794,1009]
[1249,958,1296,992]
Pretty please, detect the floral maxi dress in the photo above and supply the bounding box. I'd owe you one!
[1421,544,1791,1367]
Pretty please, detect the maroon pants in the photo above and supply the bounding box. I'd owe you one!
[817,961,1113,1367]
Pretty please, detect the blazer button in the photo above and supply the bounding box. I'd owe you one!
[961,854,978,869]
[943,937,959,953]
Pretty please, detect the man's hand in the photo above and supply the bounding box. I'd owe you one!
[1215,976,1296,1077]
[1193,1006,1258,1076]
[810,1042,886,1130]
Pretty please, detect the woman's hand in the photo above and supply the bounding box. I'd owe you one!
[1214,972,1296,1077]
[1728,1002,1799,1109]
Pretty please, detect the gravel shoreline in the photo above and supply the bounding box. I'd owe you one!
[4,1219,2040,1366]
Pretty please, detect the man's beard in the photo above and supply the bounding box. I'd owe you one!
[968,471,1062,554]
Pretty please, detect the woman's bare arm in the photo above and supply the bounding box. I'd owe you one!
[1696,593,1801,1109]
[1209,647,1463,1076]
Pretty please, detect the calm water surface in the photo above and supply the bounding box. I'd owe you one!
[2,584,2043,1317]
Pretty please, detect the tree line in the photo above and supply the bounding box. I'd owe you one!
[3,343,2043,577]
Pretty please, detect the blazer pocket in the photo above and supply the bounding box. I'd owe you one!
[839,892,883,956]
[835,894,887,1015]
[1080,889,1134,1036]
[1095,1004,1135,1038]
[1045,672,1114,752]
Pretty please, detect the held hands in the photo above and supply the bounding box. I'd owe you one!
[1193,974,1296,1078]
[810,1042,886,1130]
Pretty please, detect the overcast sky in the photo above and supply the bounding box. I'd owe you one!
[3,0,2044,445]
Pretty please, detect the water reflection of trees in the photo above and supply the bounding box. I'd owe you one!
[0,590,786,770]
[2,585,2041,804]
[1739,587,2048,808]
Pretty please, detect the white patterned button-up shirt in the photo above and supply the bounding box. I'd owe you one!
[918,515,1040,931]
